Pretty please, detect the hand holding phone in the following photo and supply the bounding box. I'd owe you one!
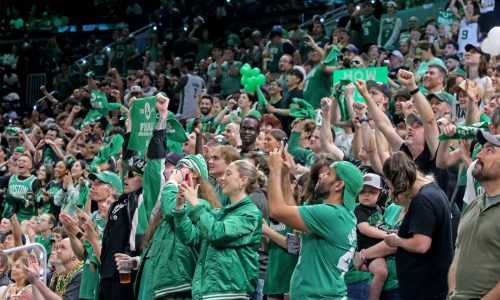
[185,173,192,187]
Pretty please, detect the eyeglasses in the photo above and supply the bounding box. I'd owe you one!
[36,218,48,224]
[350,60,363,66]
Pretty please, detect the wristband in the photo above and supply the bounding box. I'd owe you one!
[360,249,367,264]
[409,87,420,96]
[359,117,369,124]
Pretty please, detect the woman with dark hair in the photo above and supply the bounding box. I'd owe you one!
[213,92,262,126]
[174,160,263,299]
[0,257,32,299]
[353,152,453,300]
[36,164,54,214]
[54,160,89,214]
[462,44,494,99]
[41,160,70,216]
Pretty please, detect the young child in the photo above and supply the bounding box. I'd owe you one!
[354,173,388,300]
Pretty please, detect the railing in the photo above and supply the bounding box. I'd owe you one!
[74,23,157,78]
[1,243,48,284]
[25,74,46,108]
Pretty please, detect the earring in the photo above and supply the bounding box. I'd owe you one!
[72,256,76,261]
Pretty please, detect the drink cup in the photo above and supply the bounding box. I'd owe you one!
[118,259,132,284]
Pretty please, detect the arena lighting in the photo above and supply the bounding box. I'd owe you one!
[81,59,87,64]
[153,25,157,31]
[106,47,111,52]
[320,17,324,23]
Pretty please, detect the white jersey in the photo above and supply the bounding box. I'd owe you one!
[179,74,204,119]
[458,19,478,54]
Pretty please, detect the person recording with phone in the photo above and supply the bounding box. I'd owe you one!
[133,154,219,299]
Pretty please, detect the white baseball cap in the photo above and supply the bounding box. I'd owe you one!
[363,173,384,190]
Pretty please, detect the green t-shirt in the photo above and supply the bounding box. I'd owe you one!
[220,61,242,96]
[290,204,357,299]
[380,203,403,291]
[303,65,332,110]
[35,235,52,262]
[267,42,284,74]
[79,212,106,300]
[264,222,298,295]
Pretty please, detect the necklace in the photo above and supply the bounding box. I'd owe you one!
[55,261,83,296]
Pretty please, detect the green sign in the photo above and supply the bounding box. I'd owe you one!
[333,67,389,103]
[90,89,109,114]
[128,96,157,152]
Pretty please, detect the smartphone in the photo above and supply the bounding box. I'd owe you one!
[185,173,192,186]
[282,138,289,147]
[200,88,207,94]
[286,233,300,255]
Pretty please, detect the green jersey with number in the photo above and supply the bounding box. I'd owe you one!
[267,42,284,73]
[6,175,37,222]
[361,15,380,46]
[304,65,332,109]
[380,17,398,50]
[290,203,357,299]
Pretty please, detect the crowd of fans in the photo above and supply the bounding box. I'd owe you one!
[0,0,498,299]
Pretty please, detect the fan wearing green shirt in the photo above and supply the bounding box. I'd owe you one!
[267,145,363,299]
[32,213,56,261]
[214,92,262,127]
[288,119,324,169]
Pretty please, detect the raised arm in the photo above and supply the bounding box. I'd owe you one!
[353,102,384,174]
[320,98,345,160]
[267,148,310,233]
[436,123,461,169]
[64,106,81,136]
[356,79,404,151]
[213,98,237,125]
[397,69,439,156]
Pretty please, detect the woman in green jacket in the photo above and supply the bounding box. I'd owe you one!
[174,160,263,300]
[135,154,219,300]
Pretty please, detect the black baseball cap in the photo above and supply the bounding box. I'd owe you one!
[465,44,491,62]
[366,80,392,98]
[165,152,184,166]
[477,130,500,147]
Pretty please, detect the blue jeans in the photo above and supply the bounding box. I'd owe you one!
[347,279,369,300]
[250,278,265,300]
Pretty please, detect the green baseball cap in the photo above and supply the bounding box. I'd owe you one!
[427,91,454,106]
[14,146,25,153]
[177,154,208,180]
[89,171,123,193]
[331,161,363,211]
[167,112,188,143]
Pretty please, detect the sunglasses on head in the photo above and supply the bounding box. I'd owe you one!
[350,60,362,66]
[127,170,142,178]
